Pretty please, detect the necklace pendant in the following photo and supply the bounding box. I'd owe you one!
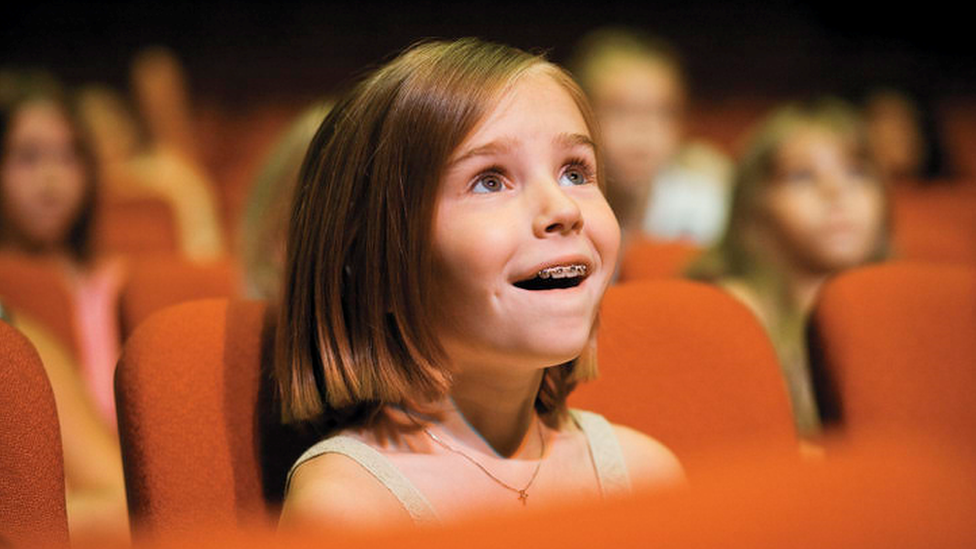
[518,490,528,506]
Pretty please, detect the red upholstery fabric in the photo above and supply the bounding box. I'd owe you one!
[0,321,69,548]
[0,253,78,356]
[115,299,316,538]
[811,263,976,445]
[144,435,976,549]
[891,186,976,265]
[118,256,240,340]
[94,196,179,258]
[570,280,798,471]
[617,237,701,282]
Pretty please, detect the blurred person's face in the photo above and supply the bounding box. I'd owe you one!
[1,101,87,249]
[589,55,684,192]
[759,126,884,275]
[865,94,923,181]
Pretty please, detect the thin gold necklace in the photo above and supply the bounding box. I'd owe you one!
[423,417,546,506]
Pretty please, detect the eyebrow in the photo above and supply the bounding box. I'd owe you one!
[447,137,518,168]
[447,132,596,169]
[554,132,597,153]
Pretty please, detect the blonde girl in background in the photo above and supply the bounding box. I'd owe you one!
[687,98,889,441]
[0,69,128,544]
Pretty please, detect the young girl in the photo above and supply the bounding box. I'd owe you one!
[687,98,889,441]
[0,71,125,425]
[277,39,682,529]
[0,70,128,543]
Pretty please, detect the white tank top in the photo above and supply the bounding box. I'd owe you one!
[285,409,632,525]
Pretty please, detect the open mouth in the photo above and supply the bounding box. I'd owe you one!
[513,264,589,291]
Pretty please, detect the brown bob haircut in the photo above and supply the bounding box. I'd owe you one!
[0,70,98,262]
[276,38,602,431]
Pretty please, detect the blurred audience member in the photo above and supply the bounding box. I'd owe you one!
[863,88,952,185]
[0,70,124,422]
[78,83,225,260]
[686,98,889,441]
[239,101,331,302]
[569,27,732,246]
[0,72,128,544]
[131,46,203,166]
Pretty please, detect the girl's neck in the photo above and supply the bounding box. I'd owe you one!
[435,367,546,459]
[787,267,828,317]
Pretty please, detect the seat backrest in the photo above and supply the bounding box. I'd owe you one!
[0,253,78,356]
[891,187,976,265]
[0,321,69,548]
[118,256,240,340]
[115,299,317,537]
[810,263,976,444]
[94,196,180,258]
[143,433,976,549]
[569,280,798,470]
[617,237,701,282]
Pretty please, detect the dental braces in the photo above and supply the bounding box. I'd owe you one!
[537,264,588,279]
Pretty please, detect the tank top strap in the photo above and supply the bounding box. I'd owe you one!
[569,409,632,498]
[285,435,440,526]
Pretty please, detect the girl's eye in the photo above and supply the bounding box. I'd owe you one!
[559,163,594,187]
[782,168,814,185]
[471,173,505,194]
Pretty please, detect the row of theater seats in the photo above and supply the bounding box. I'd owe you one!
[1,179,973,546]
[2,261,974,547]
[0,254,239,358]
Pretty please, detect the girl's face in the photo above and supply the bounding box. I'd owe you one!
[431,70,620,375]
[590,56,684,190]
[759,125,884,275]
[1,101,87,250]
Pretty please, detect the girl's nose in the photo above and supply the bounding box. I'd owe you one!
[819,170,848,200]
[531,178,584,237]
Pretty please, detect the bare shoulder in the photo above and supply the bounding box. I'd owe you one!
[278,451,411,531]
[611,423,686,489]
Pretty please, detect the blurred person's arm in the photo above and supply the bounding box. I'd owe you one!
[131,150,226,261]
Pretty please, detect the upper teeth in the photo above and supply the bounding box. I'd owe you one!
[538,264,588,279]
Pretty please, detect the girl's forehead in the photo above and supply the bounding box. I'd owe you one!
[460,71,588,145]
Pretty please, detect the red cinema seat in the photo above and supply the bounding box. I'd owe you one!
[810,263,976,446]
[0,321,69,548]
[570,280,798,471]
